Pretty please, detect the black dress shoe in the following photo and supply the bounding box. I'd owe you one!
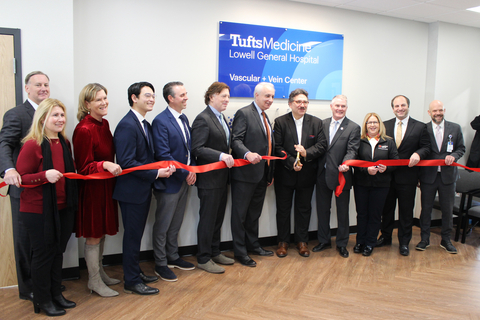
[399,245,409,256]
[19,292,34,301]
[52,294,76,309]
[249,247,273,256]
[353,243,364,254]
[235,255,256,267]
[124,283,159,295]
[139,272,159,284]
[440,239,458,254]
[376,236,392,247]
[34,301,66,316]
[362,245,374,256]
[312,242,332,252]
[337,246,349,258]
[60,284,66,292]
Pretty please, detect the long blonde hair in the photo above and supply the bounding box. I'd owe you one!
[361,112,388,140]
[77,83,108,121]
[22,98,68,145]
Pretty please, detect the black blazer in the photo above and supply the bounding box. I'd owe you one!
[191,106,230,189]
[113,110,158,204]
[318,117,360,190]
[231,103,274,184]
[273,112,326,187]
[420,120,465,185]
[384,117,430,185]
[0,100,35,198]
[354,137,399,188]
[467,115,480,168]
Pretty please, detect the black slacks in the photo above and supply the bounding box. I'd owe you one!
[196,187,228,264]
[274,182,314,243]
[354,185,390,247]
[20,208,74,304]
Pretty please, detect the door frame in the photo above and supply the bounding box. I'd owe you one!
[0,28,22,106]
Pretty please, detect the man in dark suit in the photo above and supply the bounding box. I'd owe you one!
[0,71,50,301]
[114,82,175,295]
[273,88,327,258]
[151,81,196,281]
[417,100,465,254]
[313,95,360,258]
[231,82,275,267]
[191,82,235,274]
[376,95,430,256]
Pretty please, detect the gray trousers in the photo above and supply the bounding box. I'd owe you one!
[153,181,189,266]
[419,173,455,242]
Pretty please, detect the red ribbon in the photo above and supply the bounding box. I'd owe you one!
[0,153,286,197]
[335,159,480,197]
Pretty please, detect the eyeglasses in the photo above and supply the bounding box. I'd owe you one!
[293,100,309,105]
[143,93,156,99]
[366,121,379,125]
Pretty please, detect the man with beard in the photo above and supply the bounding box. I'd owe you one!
[417,100,465,254]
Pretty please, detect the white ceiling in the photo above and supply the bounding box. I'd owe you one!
[288,0,480,28]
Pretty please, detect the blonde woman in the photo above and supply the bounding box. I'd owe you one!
[16,98,77,316]
[73,83,121,297]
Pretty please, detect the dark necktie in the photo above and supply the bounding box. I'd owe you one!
[262,111,272,166]
[179,114,191,149]
[142,119,152,151]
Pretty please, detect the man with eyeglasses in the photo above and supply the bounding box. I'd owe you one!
[313,94,360,258]
[151,81,196,281]
[376,95,430,256]
[273,89,326,258]
[114,82,175,295]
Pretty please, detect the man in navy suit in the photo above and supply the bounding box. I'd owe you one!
[151,81,196,281]
[0,71,50,301]
[273,88,327,258]
[376,95,430,256]
[313,95,360,258]
[230,82,276,267]
[113,82,175,295]
[191,82,235,274]
[417,100,465,254]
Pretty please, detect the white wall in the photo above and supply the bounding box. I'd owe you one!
[2,0,479,258]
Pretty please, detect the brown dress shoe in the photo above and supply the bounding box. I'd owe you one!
[297,242,310,257]
[276,242,288,258]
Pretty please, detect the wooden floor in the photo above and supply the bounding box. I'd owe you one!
[2,226,480,320]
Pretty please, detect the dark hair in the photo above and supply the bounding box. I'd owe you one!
[391,95,410,108]
[204,82,230,105]
[128,82,155,107]
[163,81,184,104]
[25,71,49,85]
[288,88,308,103]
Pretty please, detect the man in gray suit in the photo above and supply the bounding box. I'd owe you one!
[230,82,275,267]
[0,71,50,301]
[417,100,465,254]
[313,95,360,258]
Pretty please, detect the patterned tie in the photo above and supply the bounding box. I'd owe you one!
[262,111,272,166]
[179,114,191,149]
[330,120,339,144]
[435,125,442,172]
[435,125,442,151]
[396,121,402,148]
[219,114,229,143]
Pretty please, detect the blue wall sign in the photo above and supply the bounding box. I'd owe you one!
[218,21,344,100]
